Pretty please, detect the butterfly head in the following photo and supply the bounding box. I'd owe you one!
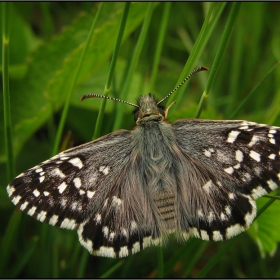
[80,67,209,125]
[133,93,165,124]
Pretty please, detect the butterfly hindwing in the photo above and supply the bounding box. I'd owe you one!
[172,119,280,240]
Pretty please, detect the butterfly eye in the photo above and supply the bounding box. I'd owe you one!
[133,108,140,122]
[158,105,165,118]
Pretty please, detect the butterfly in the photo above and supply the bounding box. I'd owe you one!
[7,67,280,258]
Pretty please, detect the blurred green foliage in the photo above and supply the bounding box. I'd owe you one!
[1,2,280,278]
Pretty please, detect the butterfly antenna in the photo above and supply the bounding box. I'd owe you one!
[157,66,209,105]
[80,93,139,108]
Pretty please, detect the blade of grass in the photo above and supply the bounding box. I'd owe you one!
[2,1,15,181]
[93,2,131,139]
[1,3,20,278]
[0,210,22,277]
[229,61,280,119]
[77,249,89,278]
[9,236,39,278]
[195,2,241,118]
[112,2,155,131]
[195,237,238,278]
[99,260,123,278]
[157,246,164,278]
[182,241,208,277]
[52,235,59,278]
[52,2,104,155]
[149,2,171,92]
[167,2,226,106]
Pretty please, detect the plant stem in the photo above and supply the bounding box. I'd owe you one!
[112,2,154,131]
[195,2,241,118]
[2,2,15,181]
[52,2,104,155]
[93,2,131,139]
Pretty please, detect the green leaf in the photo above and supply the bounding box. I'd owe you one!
[0,2,148,163]
[248,196,280,257]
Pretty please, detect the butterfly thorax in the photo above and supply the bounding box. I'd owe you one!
[134,94,165,125]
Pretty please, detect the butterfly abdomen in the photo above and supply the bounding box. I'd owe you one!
[153,192,176,229]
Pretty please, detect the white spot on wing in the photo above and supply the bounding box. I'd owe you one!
[37,211,47,222]
[242,173,252,182]
[49,215,59,226]
[60,198,67,207]
[269,138,276,144]
[102,226,109,238]
[132,242,140,254]
[249,150,261,162]
[39,176,45,183]
[204,149,211,157]
[94,213,101,224]
[27,206,37,216]
[61,218,77,229]
[224,166,234,174]
[87,190,95,199]
[269,129,277,134]
[267,179,278,190]
[43,191,50,196]
[227,130,240,143]
[251,185,267,199]
[12,195,21,205]
[200,230,209,240]
[60,156,69,160]
[53,168,65,178]
[190,227,200,238]
[143,236,152,248]
[99,166,110,175]
[233,163,240,169]
[7,185,15,196]
[225,206,231,215]
[71,201,78,210]
[73,177,82,188]
[109,232,115,241]
[229,193,235,200]
[213,231,223,241]
[235,150,243,162]
[202,180,212,193]
[197,209,204,217]
[248,135,259,147]
[112,196,122,206]
[97,246,116,258]
[57,182,67,194]
[220,212,226,220]
[20,201,29,211]
[69,157,83,169]
[119,246,129,258]
[33,189,40,197]
[226,224,244,239]
[268,154,276,160]
[35,168,43,173]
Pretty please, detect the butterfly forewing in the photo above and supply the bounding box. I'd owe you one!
[7,130,132,230]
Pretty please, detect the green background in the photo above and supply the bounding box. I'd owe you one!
[1,2,280,278]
